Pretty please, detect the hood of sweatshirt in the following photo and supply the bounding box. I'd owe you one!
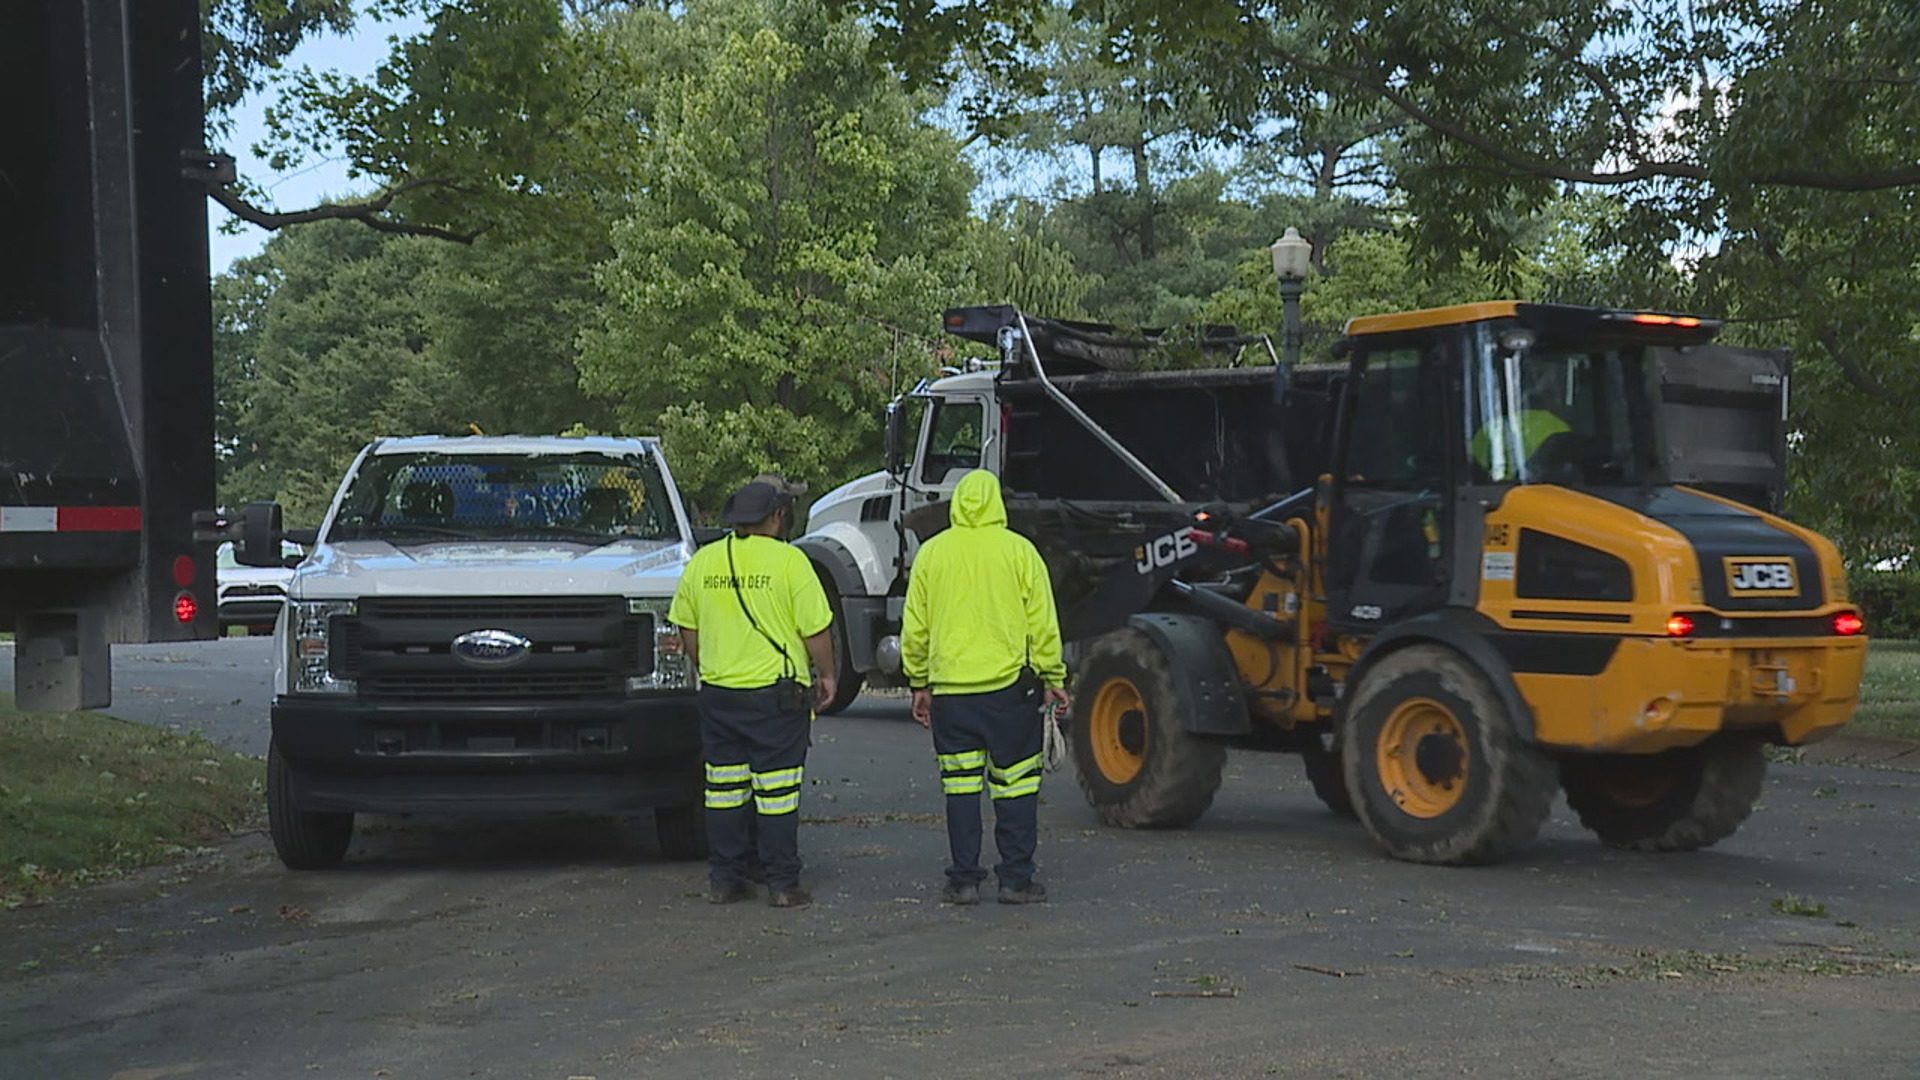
[948,469,1007,529]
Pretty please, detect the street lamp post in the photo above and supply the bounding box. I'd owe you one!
[1269,228,1314,386]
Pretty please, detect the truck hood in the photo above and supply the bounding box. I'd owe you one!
[289,539,691,600]
[808,469,891,531]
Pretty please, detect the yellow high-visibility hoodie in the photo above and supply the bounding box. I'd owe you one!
[902,470,1067,695]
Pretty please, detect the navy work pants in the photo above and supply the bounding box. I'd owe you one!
[931,682,1044,889]
[698,684,809,891]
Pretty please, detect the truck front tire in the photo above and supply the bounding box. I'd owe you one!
[1342,645,1554,865]
[1070,628,1226,828]
[815,572,865,715]
[267,739,354,870]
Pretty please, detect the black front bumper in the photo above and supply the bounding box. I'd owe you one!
[272,693,703,815]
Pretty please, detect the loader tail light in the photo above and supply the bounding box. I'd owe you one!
[174,591,198,624]
[1664,613,1696,638]
[1833,611,1865,636]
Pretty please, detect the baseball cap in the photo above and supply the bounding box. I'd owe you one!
[721,481,791,526]
[750,473,808,498]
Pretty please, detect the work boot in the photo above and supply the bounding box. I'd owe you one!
[706,880,755,905]
[767,886,813,909]
[997,881,1048,905]
[940,881,980,906]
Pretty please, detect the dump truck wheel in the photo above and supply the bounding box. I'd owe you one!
[1300,745,1356,818]
[1070,628,1225,828]
[1342,645,1554,865]
[1561,737,1766,852]
[815,574,864,716]
[267,739,354,870]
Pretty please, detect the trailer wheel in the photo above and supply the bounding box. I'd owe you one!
[1342,644,1554,865]
[815,572,864,716]
[1300,745,1356,818]
[267,740,354,870]
[1070,628,1225,829]
[1561,737,1766,852]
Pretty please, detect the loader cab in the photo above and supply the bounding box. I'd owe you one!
[1323,302,1714,634]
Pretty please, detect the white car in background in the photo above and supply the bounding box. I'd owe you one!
[216,539,303,635]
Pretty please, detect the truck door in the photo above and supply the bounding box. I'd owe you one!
[1324,345,1456,631]
[899,393,991,560]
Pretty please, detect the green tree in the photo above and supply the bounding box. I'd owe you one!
[214,221,611,522]
[576,0,979,515]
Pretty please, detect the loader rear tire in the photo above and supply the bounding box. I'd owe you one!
[1070,628,1226,829]
[1561,737,1766,852]
[1342,645,1554,865]
[1300,745,1356,819]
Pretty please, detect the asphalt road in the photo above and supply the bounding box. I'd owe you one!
[2,641,1919,1079]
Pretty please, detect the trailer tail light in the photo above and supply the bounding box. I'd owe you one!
[172,555,196,587]
[1664,613,1695,638]
[174,591,198,623]
[1833,611,1865,636]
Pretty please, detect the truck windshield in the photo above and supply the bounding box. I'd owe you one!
[1466,336,1667,487]
[327,451,681,544]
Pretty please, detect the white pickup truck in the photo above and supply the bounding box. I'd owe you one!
[253,435,704,869]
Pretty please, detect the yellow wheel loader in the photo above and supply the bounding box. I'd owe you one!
[938,302,1865,865]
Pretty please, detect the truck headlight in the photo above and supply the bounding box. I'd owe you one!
[289,600,356,695]
[626,598,694,691]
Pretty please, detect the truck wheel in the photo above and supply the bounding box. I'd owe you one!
[1561,737,1766,852]
[1070,628,1225,829]
[267,740,353,870]
[653,803,709,861]
[1300,745,1356,818]
[815,573,864,716]
[1342,644,1554,865]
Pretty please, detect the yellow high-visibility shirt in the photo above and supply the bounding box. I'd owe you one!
[1470,409,1570,481]
[902,470,1067,695]
[668,534,832,690]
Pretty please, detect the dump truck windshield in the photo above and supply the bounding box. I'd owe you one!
[328,451,681,543]
[1467,335,1667,487]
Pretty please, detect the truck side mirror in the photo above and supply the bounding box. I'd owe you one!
[884,402,904,477]
[235,501,285,568]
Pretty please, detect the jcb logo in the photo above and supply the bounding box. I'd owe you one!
[1725,558,1799,596]
[1135,527,1199,575]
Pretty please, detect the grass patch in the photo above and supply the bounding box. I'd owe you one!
[0,693,262,904]
[1852,640,1920,741]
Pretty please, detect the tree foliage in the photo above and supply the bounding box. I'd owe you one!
[576,0,980,514]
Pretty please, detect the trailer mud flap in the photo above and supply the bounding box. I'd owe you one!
[1128,613,1250,736]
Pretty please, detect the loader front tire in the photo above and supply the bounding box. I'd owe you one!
[1560,737,1766,852]
[1070,628,1226,829]
[1342,645,1554,865]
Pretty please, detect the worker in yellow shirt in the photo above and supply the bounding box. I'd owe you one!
[1470,362,1573,481]
[668,476,834,908]
[903,470,1070,905]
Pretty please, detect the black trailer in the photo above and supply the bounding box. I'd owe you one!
[1,0,219,709]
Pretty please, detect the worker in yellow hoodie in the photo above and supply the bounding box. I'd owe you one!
[903,470,1070,905]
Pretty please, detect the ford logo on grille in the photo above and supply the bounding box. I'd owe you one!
[452,629,533,668]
